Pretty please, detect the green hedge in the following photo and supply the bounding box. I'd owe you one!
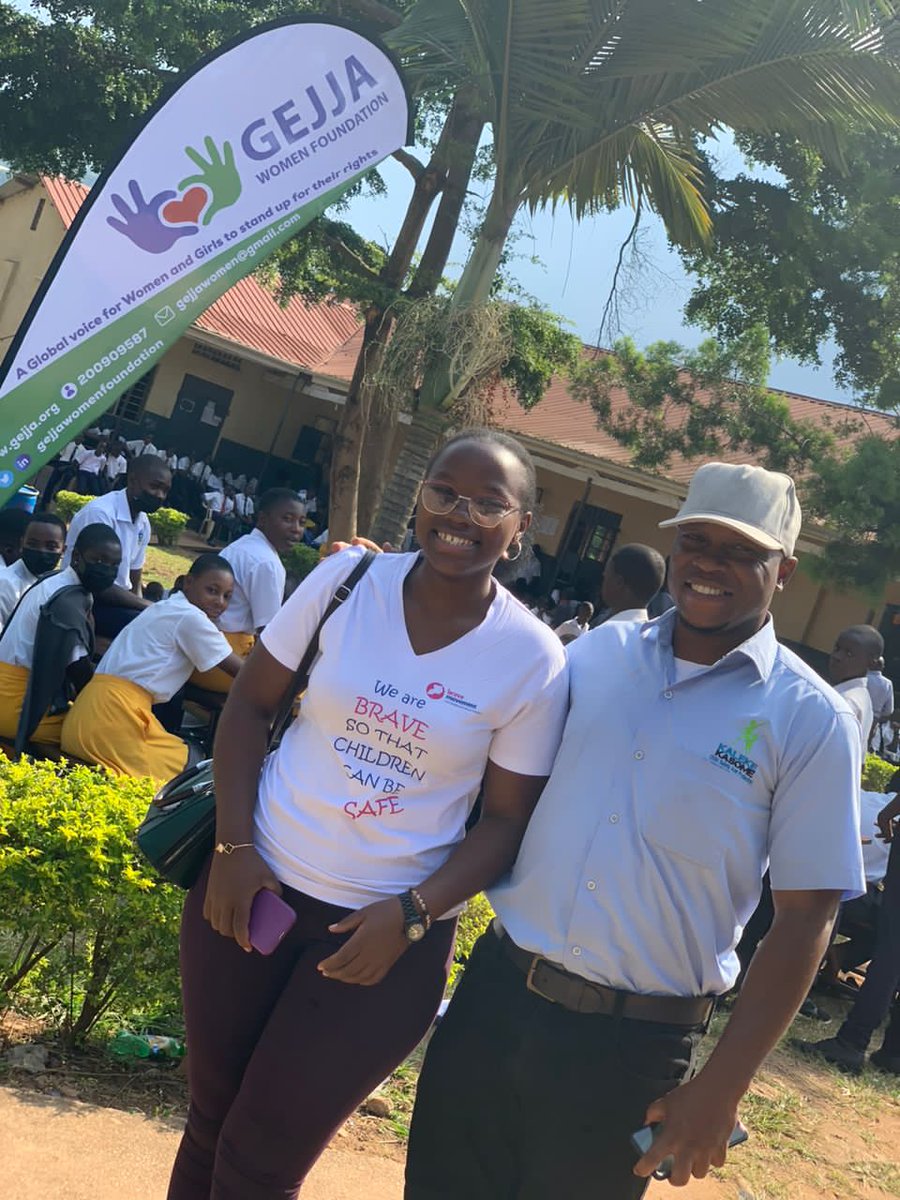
[282,542,322,582]
[863,753,898,793]
[0,758,182,1043]
[53,490,90,522]
[149,506,189,547]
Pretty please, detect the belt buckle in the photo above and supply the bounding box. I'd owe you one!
[525,956,557,1004]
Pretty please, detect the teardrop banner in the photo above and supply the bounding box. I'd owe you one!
[0,17,410,501]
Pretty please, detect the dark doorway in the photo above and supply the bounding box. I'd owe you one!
[167,375,233,460]
[880,604,900,690]
[556,502,622,597]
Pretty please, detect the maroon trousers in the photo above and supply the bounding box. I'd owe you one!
[168,863,456,1200]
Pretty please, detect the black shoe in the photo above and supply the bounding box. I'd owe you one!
[869,1048,900,1076]
[794,1036,864,1075]
[799,997,832,1022]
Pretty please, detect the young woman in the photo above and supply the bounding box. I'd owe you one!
[61,554,243,781]
[167,430,569,1200]
[190,488,306,693]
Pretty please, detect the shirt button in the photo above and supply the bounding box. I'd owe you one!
[586,880,597,890]
[572,946,582,956]
[664,690,674,700]
[609,813,620,824]
[634,750,645,760]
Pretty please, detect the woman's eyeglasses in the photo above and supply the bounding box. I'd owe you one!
[419,481,519,529]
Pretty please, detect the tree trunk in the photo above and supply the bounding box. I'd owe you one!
[370,408,446,547]
[357,386,401,536]
[369,189,520,545]
[327,94,482,542]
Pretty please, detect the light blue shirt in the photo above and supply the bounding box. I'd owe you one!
[490,611,865,997]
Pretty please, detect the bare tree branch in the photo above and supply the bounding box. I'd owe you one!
[597,196,643,346]
[392,148,428,180]
[322,233,383,287]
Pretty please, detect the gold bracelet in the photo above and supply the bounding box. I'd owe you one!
[410,887,432,931]
[215,841,255,855]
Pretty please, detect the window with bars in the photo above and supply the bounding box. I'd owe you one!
[111,368,156,423]
[192,342,242,371]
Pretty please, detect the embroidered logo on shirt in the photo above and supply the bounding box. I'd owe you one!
[426,681,446,700]
[738,719,763,753]
[709,724,760,784]
[425,680,479,712]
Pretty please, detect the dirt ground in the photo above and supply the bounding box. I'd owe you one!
[3,1005,900,1199]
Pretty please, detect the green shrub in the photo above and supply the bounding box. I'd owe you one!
[863,753,898,793]
[282,542,322,582]
[0,758,182,1042]
[53,490,90,522]
[449,893,494,990]
[148,506,189,547]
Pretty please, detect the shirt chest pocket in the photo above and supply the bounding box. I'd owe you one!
[636,743,772,870]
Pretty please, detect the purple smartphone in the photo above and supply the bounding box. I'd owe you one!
[248,889,296,955]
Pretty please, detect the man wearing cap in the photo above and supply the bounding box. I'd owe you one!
[405,463,864,1199]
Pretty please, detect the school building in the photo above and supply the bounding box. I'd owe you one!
[1,172,898,675]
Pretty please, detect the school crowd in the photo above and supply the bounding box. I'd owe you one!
[5,428,897,1199]
[0,452,306,781]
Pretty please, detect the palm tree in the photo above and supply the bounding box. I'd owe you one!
[370,0,900,544]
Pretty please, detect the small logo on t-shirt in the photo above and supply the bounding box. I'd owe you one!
[708,723,761,784]
[426,682,446,701]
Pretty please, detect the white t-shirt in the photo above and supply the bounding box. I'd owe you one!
[555,618,588,642]
[190,461,206,479]
[0,559,38,628]
[97,591,232,702]
[835,677,874,762]
[78,450,107,475]
[860,791,892,884]
[254,548,570,911]
[105,453,127,480]
[219,528,285,633]
[0,567,89,668]
[62,489,150,590]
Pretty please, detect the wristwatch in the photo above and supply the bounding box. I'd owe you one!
[398,890,427,942]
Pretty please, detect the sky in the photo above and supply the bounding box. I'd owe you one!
[340,135,851,404]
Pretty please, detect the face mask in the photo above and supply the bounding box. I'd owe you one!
[78,562,119,594]
[21,548,61,577]
[133,492,164,514]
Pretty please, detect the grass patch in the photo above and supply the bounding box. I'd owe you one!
[143,545,195,590]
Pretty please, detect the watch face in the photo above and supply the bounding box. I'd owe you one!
[406,922,426,942]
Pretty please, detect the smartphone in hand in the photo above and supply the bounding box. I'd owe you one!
[631,1121,748,1180]
[248,889,296,955]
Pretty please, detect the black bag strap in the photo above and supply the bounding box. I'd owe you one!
[268,550,375,748]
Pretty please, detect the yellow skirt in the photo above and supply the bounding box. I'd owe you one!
[0,661,65,747]
[190,630,254,693]
[61,675,187,783]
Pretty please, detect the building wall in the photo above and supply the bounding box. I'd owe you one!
[0,181,65,355]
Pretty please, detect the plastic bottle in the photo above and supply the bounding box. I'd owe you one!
[108,1031,185,1060]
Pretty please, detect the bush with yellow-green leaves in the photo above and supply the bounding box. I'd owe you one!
[0,758,182,1043]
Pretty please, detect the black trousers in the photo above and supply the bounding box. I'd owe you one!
[405,930,703,1200]
[839,836,900,1055]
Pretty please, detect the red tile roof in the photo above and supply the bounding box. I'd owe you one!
[491,352,898,484]
[41,176,361,372]
[40,176,896,484]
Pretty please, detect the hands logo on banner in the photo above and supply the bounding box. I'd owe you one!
[107,137,242,254]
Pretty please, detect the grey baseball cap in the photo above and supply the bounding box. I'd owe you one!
[659,462,801,556]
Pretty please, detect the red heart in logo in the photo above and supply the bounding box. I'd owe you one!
[162,186,208,226]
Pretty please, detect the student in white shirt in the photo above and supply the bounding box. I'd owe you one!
[76,440,108,495]
[190,459,206,480]
[190,488,305,692]
[62,554,242,781]
[167,429,569,1199]
[0,508,31,570]
[0,523,122,746]
[104,443,128,489]
[0,513,66,628]
[868,662,895,730]
[41,436,87,505]
[62,455,172,638]
[556,601,594,645]
[598,541,666,625]
[177,454,191,472]
[829,625,881,759]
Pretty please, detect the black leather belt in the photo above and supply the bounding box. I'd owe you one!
[495,924,714,1026]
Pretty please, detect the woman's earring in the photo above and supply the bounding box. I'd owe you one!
[506,541,522,562]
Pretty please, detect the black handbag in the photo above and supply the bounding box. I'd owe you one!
[136,550,375,888]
